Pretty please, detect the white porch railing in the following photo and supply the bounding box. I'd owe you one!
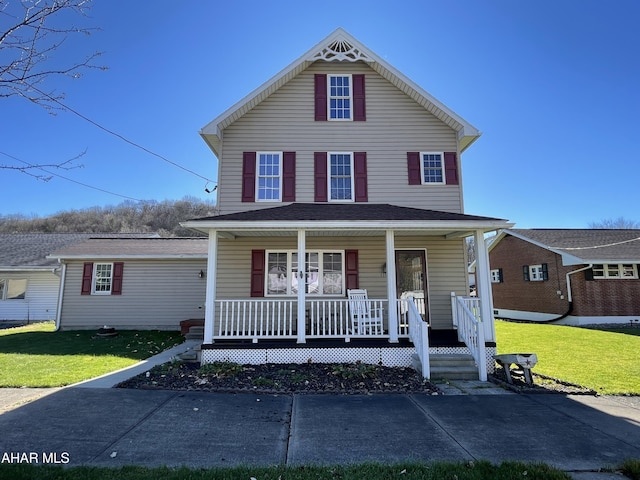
[450,293,487,381]
[406,297,430,378]
[213,298,392,342]
[215,299,297,342]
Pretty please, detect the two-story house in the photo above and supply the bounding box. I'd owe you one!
[183,29,511,380]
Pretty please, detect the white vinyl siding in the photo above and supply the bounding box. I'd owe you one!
[217,62,460,215]
[59,260,207,330]
[0,271,60,322]
[215,235,466,330]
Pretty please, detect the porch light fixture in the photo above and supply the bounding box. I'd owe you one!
[198,270,205,278]
[381,263,387,277]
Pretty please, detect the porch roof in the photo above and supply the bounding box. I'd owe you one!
[182,203,511,237]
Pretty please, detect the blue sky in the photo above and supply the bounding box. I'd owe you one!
[1,0,638,228]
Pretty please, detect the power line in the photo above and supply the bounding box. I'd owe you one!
[0,150,143,202]
[8,72,217,186]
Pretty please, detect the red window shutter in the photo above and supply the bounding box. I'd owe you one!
[250,250,265,297]
[407,152,421,185]
[353,74,366,121]
[81,262,93,295]
[242,152,256,202]
[444,152,459,185]
[314,152,328,202]
[112,262,124,295]
[345,250,359,291]
[314,74,327,121]
[282,152,296,202]
[354,152,368,202]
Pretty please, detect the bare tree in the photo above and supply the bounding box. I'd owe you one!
[588,217,640,229]
[1,0,104,176]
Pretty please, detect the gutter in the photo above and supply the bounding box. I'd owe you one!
[54,261,67,331]
[500,264,593,324]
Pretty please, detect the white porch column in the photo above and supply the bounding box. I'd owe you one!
[204,230,218,344]
[296,229,306,343]
[474,230,496,343]
[386,229,399,343]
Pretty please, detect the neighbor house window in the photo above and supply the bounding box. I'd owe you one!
[328,74,352,120]
[420,152,445,184]
[93,263,113,294]
[0,279,27,300]
[266,251,344,296]
[256,152,281,201]
[592,264,638,279]
[490,269,503,283]
[329,153,354,201]
[523,264,548,282]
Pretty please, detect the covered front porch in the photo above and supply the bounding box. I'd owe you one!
[182,203,511,380]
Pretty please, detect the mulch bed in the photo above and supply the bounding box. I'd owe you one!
[489,365,596,395]
[116,361,442,395]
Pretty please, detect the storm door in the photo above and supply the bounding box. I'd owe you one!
[395,250,428,321]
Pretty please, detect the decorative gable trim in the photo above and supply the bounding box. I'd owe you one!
[308,37,373,62]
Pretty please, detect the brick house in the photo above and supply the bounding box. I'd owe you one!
[182,28,512,379]
[488,229,640,325]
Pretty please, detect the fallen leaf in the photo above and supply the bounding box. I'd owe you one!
[110,451,117,458]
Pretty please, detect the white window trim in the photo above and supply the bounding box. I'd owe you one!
[265,250,345,297]
[0,278,28,300]
[592,263,638,279]
[529,264,544,282]
[327,74,353,122]
[255,151,283,202]
[490,269,502,283]
[327,152,355,202]
[92,262,114,295]
[419,151,446,185]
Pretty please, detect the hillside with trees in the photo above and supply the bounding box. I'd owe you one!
[0,197,217,237]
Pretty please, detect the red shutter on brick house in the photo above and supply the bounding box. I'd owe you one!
[250,250,265,297]
[354,152,368,202]
[353,74,366,121]
[314,152,328,202]
[282,152,296,202]
[112,262,124,295]
[314,74,327,121]
[444,152,459,185]
[345,250,359,291]
[81,262,93,295]
[407,152,421,185]
[242,152,257,202]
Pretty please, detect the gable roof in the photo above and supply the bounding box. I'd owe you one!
[200,28,481,157]
[492,229,640,265]
[0,234,153,270]
[182,203,510,236]
[48,237,208,260]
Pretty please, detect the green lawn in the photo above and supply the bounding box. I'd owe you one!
[495,320,640,395]
[0,322,181,387]
[0,461,575,480]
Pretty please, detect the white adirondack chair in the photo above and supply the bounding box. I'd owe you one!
[347,289,384,335]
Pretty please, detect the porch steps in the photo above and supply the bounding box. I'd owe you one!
[418,353,480,380]
[184,326,204,340]
[177,326,204,362]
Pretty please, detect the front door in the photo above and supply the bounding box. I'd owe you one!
[395,250,428,321]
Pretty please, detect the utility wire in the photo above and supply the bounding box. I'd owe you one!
[9,72,217,186]
[0,150,143,202]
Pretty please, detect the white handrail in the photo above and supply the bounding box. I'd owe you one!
[406,297,430,379]
[450,293,487,381]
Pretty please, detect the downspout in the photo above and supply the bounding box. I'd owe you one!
[501,264,593,324]
[54,261,67,331]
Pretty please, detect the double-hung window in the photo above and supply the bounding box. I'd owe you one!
[266,251,344,296]
[93,263,113,294]
[329,153,354,201]
[328,74,352,120]
[420,152,445,184]
[256,152,281,201]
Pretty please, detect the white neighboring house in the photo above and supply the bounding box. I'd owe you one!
[0,234,103,324]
